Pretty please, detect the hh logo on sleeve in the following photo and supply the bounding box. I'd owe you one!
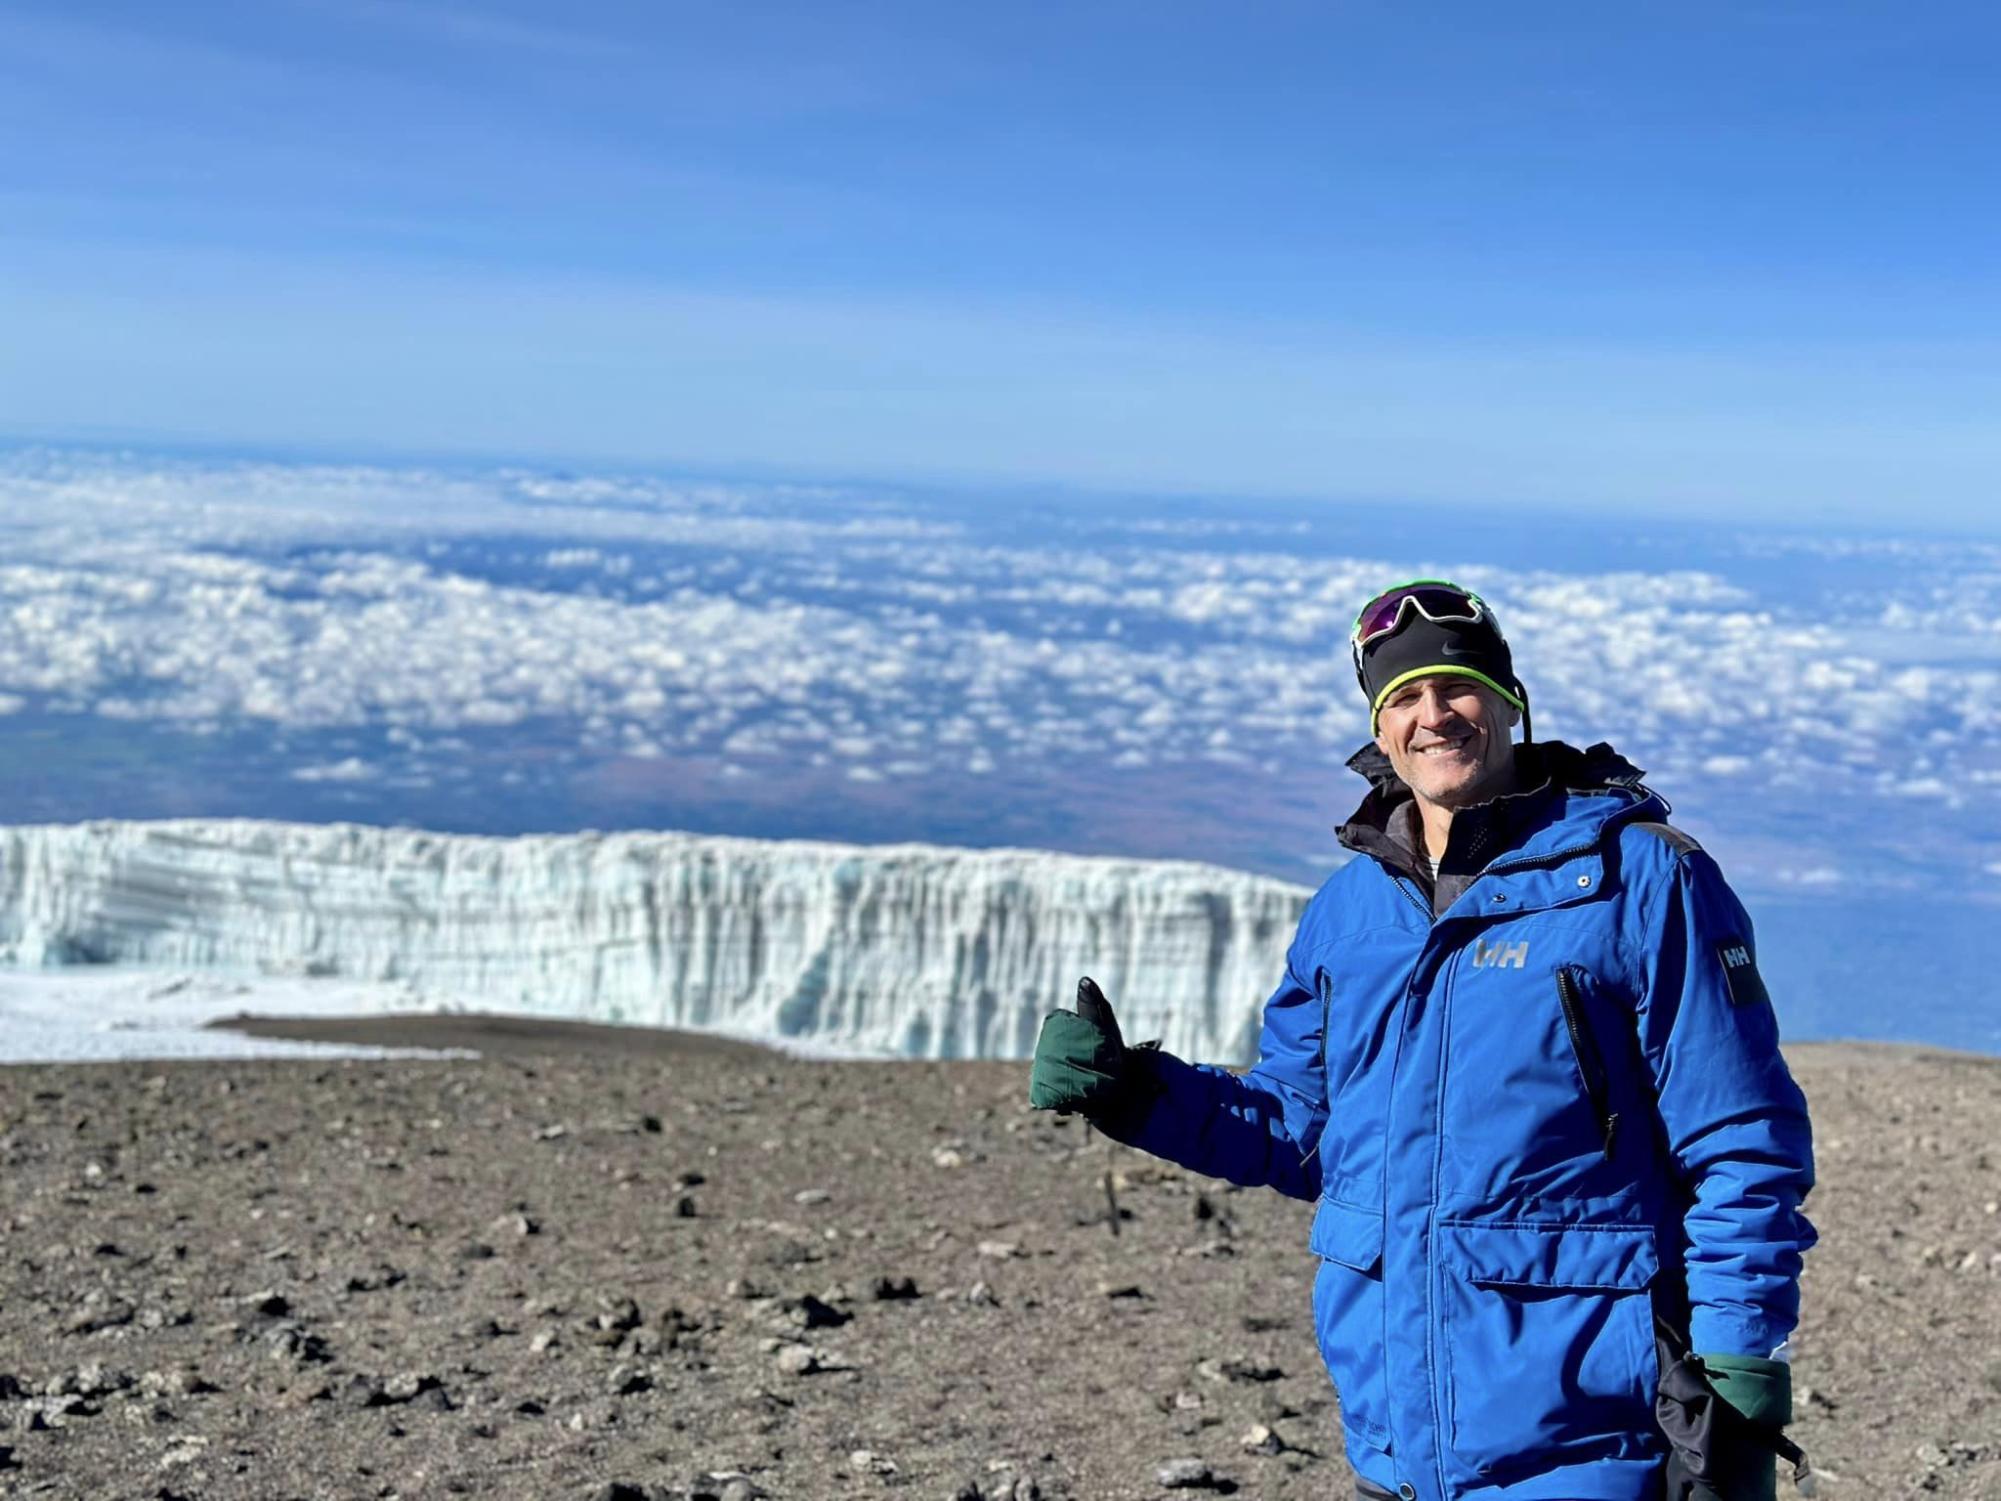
[1716,940,1771,1008]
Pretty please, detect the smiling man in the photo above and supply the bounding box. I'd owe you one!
[1030,580,1816,1501]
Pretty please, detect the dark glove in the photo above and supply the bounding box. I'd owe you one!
[1028,978,1142,1118]
[1658,1338,1805,1501]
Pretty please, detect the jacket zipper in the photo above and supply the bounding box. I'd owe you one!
[1300,975,1333,1168]
[1554,965,1619,1159]
[1485,839,1598,877]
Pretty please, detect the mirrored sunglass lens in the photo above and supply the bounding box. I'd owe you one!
[1357,586,1477,641]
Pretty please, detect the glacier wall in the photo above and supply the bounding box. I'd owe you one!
[0,821,1312,1063]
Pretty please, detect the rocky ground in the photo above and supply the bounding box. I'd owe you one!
[0,1021,1995,1501]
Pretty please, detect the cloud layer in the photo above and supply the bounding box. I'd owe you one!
[2,449,1998,897]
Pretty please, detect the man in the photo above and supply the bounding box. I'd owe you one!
[1030,580,1815,1501]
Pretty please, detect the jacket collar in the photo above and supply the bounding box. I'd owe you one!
[1336,740,1659,910]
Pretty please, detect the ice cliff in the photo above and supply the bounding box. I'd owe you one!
[0,822,1311,1062]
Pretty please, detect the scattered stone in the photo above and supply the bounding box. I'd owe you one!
[588,1294,643,1343]
[727,1277,774,1300]
[1157,1457,1227,1489]
[263,1325,332,1365]
[589,1484,651,1501]
[1098,1281,1146,1299]
[976,1240,1021,1260]
[491,1211,539,1238]
[675,1195,699,1218]
[1240,1422,1286,1455]
[1197,1356,1283,1384]
[382,1371,444,1405]
[335,1374,387,1410]
[529,1327,561,1354]
[793,1188,832,1206]
[606,1364,653,1395]
[773,1343,821,1377]
[67,1363,134,1398]
[966,1281,999,1307]
[138,1368,217,1400]
[771,1294,850,1331]
[533,1123,568,1141]
[871,1274,920,1301]
[63,1296,135,1335]
[343,1264,406,1294]
[457,1240,497,1261]
[157,1435,210,1471]
[850,1448,898,1476]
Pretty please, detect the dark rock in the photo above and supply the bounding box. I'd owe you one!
[382,1372,443,1404]
[335,1374,387,1410]
[606,1364,654,1395]
[62,1297,135,1335]
[1157,1457,1234,1490]
[773,1294,849,1331]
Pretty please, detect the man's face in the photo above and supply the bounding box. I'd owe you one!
[1373,675,1519,808]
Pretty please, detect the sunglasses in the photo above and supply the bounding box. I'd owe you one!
[1349,580,1497,672]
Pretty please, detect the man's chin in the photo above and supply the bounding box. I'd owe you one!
[1410,767,1501,808]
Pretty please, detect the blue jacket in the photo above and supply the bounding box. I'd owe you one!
[1109,742,1815,1501]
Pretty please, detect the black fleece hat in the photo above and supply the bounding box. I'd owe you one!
[1354,586,1528,737]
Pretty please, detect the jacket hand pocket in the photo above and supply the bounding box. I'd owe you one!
[1309,1198,1393,1458]
[1440,1221,1660,1485]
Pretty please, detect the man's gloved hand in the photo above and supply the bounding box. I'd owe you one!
[1697,1354,1792,1501]
[1028,978,1136,1118]
[1661,1349,1799,1501]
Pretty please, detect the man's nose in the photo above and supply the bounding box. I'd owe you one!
[1415,686,1459,724]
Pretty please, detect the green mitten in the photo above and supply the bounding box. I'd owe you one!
[1696,1353,1793,1501]
[1028,978,1131,1116]
[1699,1354,1792,1429]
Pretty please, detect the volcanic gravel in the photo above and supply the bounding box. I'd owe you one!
[0,1020,1995,1500]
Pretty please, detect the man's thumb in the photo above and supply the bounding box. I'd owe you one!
[1075,976,1117,1035]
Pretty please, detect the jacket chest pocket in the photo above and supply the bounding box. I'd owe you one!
[1438,1221,1661,1486]
[1436,953,1634,1200]
[1555,966,1620,1160]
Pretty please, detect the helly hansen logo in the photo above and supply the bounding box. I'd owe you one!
[1715,938,1771,1008]
[1473,938,1530,969]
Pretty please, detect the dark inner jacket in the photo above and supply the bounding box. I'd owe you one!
[1336,738,1650,916]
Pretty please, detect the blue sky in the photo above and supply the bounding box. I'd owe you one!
[4,3,2000,527]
